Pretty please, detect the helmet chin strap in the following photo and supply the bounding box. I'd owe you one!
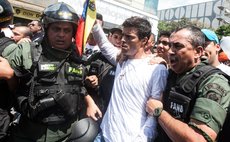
[42,37,73,59]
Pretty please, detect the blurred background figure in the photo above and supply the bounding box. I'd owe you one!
[28,20,44,43]
[85,26,123,117]
[0,0,14,39]
[108,27,122,48]
[155,31,171,65]
[145,33,155,54]
[219,36,230,66]
[84,13,103,58]
[201,29,230,76]
[11,25,32,43]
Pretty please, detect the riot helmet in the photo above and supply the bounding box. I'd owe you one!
[66,118,99,142]
[41,2,79,28]
[0,0,14,28]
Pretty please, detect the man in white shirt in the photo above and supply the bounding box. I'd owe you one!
[93,16,168,142]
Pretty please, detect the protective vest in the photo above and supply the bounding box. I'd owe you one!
[0,36,13,109]
[156,63,230,142]
[86,52,115,113]
[18,43,87,125]
[0,35,14,140]
[0,35,15,55]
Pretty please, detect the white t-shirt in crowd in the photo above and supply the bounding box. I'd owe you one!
[217,63,230,76]
[84,43,100,58]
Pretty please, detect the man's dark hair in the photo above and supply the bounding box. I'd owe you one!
[96,13,103,22]
[173,25,205,48]
[158,31,171,38]
[96,13,103,26]
[122,16,151,40]
[109,27,122,35]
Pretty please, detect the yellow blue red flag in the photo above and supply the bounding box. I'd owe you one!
[76,0,96,56]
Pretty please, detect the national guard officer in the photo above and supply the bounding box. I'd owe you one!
[3,2,101,141]
[146,26,230,142]
[0,0,16,141]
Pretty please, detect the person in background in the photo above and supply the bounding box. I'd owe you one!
[92,16,168,141]
[108,27,122,48]
[11,26,32,43]
[84,13,104,58]
[145,33,155,54]
[201,29,230,76]
[85,26,123,116]
[28,20,44,43]
[219,36,230,66]
[3,2,101,141]
[155,31,171,64]
[146,26,230,142]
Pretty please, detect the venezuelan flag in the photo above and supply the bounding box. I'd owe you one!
[76,0,96,56]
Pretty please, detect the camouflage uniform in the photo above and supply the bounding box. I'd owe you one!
[155,61,230,142]
[2,2,90,141]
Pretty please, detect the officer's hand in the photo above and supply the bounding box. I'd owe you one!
[84,95,102,121]
[0,56,14,80]
[85,75,98,88]
[145,98,163,116]
[148,55,167,67]
[86,102,102,121]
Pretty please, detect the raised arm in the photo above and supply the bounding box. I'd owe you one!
[92,23,120,66]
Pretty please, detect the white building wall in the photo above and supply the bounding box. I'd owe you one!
[59,0,159,35]
[157,0,229,29]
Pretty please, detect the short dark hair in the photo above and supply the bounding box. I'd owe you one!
[96,13,103,26]
[173,25,205,48]
[109,27,122,35]
[158,31,171,38]
[122,16,151,40]
[96,13,103,22]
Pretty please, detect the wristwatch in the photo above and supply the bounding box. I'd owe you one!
[153,107,163,118]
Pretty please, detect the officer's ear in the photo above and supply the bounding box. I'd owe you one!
[194,46,204,60]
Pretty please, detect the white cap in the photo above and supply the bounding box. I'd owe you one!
[220,36,230,60]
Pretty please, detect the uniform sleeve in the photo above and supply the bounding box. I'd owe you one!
[2,42,18,57]
[190,74,230,133]
[2,42,33,77]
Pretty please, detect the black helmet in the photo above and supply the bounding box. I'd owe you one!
[41,2,79,28]
[0,0,14,28]
[66,118,99,142]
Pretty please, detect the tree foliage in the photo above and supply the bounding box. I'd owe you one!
[157,17,230,40]
[158,17,209,33]
[215,24,230,39]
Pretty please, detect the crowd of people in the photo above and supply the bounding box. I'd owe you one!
[0,0,230,142]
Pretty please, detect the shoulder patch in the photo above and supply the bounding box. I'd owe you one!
[203,83,228,103]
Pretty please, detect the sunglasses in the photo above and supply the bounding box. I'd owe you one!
[157,40,169,46]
